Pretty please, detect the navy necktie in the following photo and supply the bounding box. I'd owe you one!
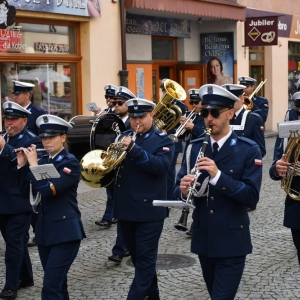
[213,142,219,158]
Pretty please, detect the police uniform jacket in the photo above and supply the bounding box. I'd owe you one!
[113,125,175,222]
[167,100,187,153]
[0,128,42,214]
[252,95,269,123]
[269,108,300,230]
[26,103,46,135]
[174,131,262,257]
[230,108,266,158]
[17,148,86,246]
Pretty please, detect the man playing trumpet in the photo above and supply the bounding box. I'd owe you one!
[238,76,269,123]
[174,84,262,299]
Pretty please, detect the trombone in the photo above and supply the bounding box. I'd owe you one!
[169,109,196,143]
[243,79,267,110]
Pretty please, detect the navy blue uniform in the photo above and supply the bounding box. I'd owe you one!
[17,148,86,300]
[269,108,300,264]
[0,128,42,292]
[230,108,266,158]
[113,125,174,300]
[26,103,46,135]
[166,100,187,199]
[251,95,269,123]
[174,131,262,299]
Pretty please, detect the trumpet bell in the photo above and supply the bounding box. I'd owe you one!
[80,150,114,188]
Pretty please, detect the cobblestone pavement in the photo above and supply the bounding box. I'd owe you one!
[1,136,300,299]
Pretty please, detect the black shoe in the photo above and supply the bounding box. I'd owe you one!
[108,254,123,264]
[27,236,36,247]
[110,218,118,224]
[18,280,34,289]
[186,229,192,237]
[144,295,160,300]
[247,206,256,212]
[95,220,111,227]
[124,251,130,257]
[0,289,17,300]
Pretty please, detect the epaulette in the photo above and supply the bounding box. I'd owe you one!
[249,112,263,120]
[237,136,257,146]
[26,130,36,138]
[255,95,267,100]
[121,129,132,136]
[32,105,44,112]
[190,136,205,144]
[158,131,167,136]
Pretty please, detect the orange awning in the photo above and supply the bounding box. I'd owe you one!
[125,0,246,21]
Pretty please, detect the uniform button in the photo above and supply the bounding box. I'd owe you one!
[222,187,226,190]
[144,199,147,202]
[121,166,123,169]
[118,185,120,187]
[230,170,233,173]
[63,216,66,219]
[118,175,121,178]
[242,133,244,136]
[210,197,214,201]
[209,210,213,214]
[240,225,243,229]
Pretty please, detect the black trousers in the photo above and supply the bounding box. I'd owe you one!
[291,228,300,264]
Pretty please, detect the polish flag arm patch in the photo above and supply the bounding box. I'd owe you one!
[254,159,262,166]
[63,167,71,174]
[163,147,170,151]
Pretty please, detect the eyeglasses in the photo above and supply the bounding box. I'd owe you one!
[189,101,200,105]
[111,101,125,106]
[201,108,229,119]
[105,95,114,100]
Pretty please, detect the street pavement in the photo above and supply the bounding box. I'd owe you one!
[1,135,300,299]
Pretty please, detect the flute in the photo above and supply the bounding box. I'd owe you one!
[13,147,54,153]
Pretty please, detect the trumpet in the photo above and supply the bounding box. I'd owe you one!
[185,128,212,204]
[169,109,196,143]
[243,79,267,110]
[1,127,11,138]
[14,147,54,153]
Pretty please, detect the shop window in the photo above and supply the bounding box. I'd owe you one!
[152,38,175,60]
[0,23,76,55]
[288,42,300,106]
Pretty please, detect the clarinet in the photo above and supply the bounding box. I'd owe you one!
[185,128,212,204]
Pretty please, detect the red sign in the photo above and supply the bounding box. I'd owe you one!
[245,16,278,47]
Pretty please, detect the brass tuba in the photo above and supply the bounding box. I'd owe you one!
[243,79,267,110]
[281,130,300,200]
[80,126,139,188]
[153,79,187,131]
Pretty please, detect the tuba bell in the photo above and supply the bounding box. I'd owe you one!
[281,130,300,200]
[153,79,187,131]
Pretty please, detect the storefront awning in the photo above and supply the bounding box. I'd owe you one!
[125,0,246,21]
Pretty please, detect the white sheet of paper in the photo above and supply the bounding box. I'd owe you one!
[277,120,300,138]
[153,200,195,209]
[85,102,99,112]
[29,164,60,181]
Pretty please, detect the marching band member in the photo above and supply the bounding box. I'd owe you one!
[93,84,117,115]
[16,114,86,300]
[174,84,262,299]
[269,91,300,265]
[238,76,269,123]
[113,98,174,300]
[0,102,42,300]
[224,83,266,212]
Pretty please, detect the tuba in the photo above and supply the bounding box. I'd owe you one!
[281,130,300,200]
[243,79,267,110]
[80,126,139,188]
[153,79,186,131]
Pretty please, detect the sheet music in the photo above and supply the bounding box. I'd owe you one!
[153,200,195,209]
[85,102,99,112]
[277,120,300,138]
[29,164,60,181]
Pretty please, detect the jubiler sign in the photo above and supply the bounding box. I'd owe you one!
[245,16,278,46]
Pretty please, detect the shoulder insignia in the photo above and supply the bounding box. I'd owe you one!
[230,138,237,147]
[55,155,65,162]
[159,132,167,136]
[33,105,44,112]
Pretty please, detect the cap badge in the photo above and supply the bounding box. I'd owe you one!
[207,86,213,94]
[43,116,49,123]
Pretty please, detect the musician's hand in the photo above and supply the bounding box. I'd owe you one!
[0,135,5,150]
[180,116,187,124]
[22,146,38,167]
[121,136,135,152]
[16,147,28,167]
[196,157,218,178]
[184,120,194,131]
[180,174,197,198]
[275,154,290,177]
